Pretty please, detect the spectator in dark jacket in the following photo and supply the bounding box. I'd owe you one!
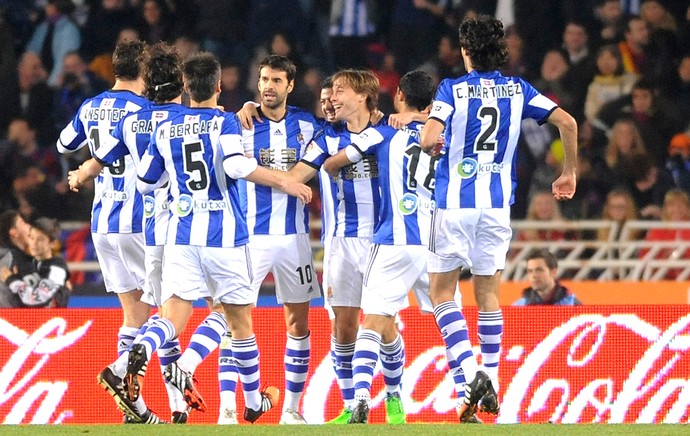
[513,249,582,306]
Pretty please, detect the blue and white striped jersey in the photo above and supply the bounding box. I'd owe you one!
[137,107,249,248]
[345,124,436,245]
[97,102,185,246]
[429,71,557,209]
[301,122,381,239]
[318,164,338,243]
[239,106,322,235]
[329,0,376,37]
[57,90,149,234]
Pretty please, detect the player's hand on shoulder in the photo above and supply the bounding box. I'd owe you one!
[237,101,261,130]
[370,109,384,125]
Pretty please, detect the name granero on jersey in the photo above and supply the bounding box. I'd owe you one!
[455,82,522,99]
[159,119,220,139]
[84,108,128,122]
[130,119,154,133]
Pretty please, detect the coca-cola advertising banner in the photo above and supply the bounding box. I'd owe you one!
[1,306,689,424]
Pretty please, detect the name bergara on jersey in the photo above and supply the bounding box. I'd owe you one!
[455,82,522,99]
[158,119,220,139]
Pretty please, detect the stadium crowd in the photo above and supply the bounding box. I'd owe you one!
[1,1,689,222]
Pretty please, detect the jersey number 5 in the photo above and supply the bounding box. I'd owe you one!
[183,141,209,191]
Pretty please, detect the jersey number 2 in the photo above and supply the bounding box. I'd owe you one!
[474,106,499,153]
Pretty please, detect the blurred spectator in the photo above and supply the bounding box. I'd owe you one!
[500,25,531,80]
[513,249,581,306]
[196,0,250,65]
[371,50,400,108]
[597,188,641,242]
[25,0,81,87]
[389,0,446,74]
[0,21,18,136]
[592,0,624,46]
[584,45,637,124]
[528,138,565,202]
[54,51,110,128]
[218,61,253,113]
[8,52,57,146]
[0,118,61,191]
[598,79,680,166]
[1,217,70,308]
[329,0,376,69]
[0,210,32,308]
[639,0,679,84]
[138,0,175,44]
[665,133,690,194]
[533,50,578,119]
[623,152,674,220]
[80,0,139,62]
[173,33,201,61]
[517,191,569,242]
[640,188,690,279]
[560,21,596,122]
[596,118,648,187]
[663,54,690,131]
[618,15,649,77]
[11,161,64,221]
[88,27,140,86]
[435,30,465,80]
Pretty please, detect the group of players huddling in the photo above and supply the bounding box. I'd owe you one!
[59,14,577,426]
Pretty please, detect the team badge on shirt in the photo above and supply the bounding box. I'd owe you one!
[144,196,156,219]
[175,194,193,217]
[457,157,478,178]
[398,193,419,215]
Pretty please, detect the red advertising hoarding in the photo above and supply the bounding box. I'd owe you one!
[1,306,689,424]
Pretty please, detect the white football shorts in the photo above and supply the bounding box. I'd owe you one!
[428,207,512,276]
[361,244,429,317]
[326,236,371,308]
[161,244,253,305]
[248,233,318,304]
[92,232,145,294]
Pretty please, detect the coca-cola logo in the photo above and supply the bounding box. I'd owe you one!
[499,313,690,424]
[1,308,688,424]
[0,317,91,424]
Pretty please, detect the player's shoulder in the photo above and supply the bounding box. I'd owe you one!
[286,105,318,121]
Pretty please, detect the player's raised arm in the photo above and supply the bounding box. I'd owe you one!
[136,139,168,195]
[546,107,578,200]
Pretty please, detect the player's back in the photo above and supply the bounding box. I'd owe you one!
[151,107,248,248]
[431,70,556,209]
[57,90,149,234]
[240,106,319,235]
[103,102,186,246]
[362,123,436,246]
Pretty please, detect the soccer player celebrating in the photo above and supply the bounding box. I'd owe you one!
[128,51,311,424]
[212,54,323,425]
[419,15,578,422]
[56,40,162,423]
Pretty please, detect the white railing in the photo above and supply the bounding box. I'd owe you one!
[61,219,690,281]
[506,220,690,281]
